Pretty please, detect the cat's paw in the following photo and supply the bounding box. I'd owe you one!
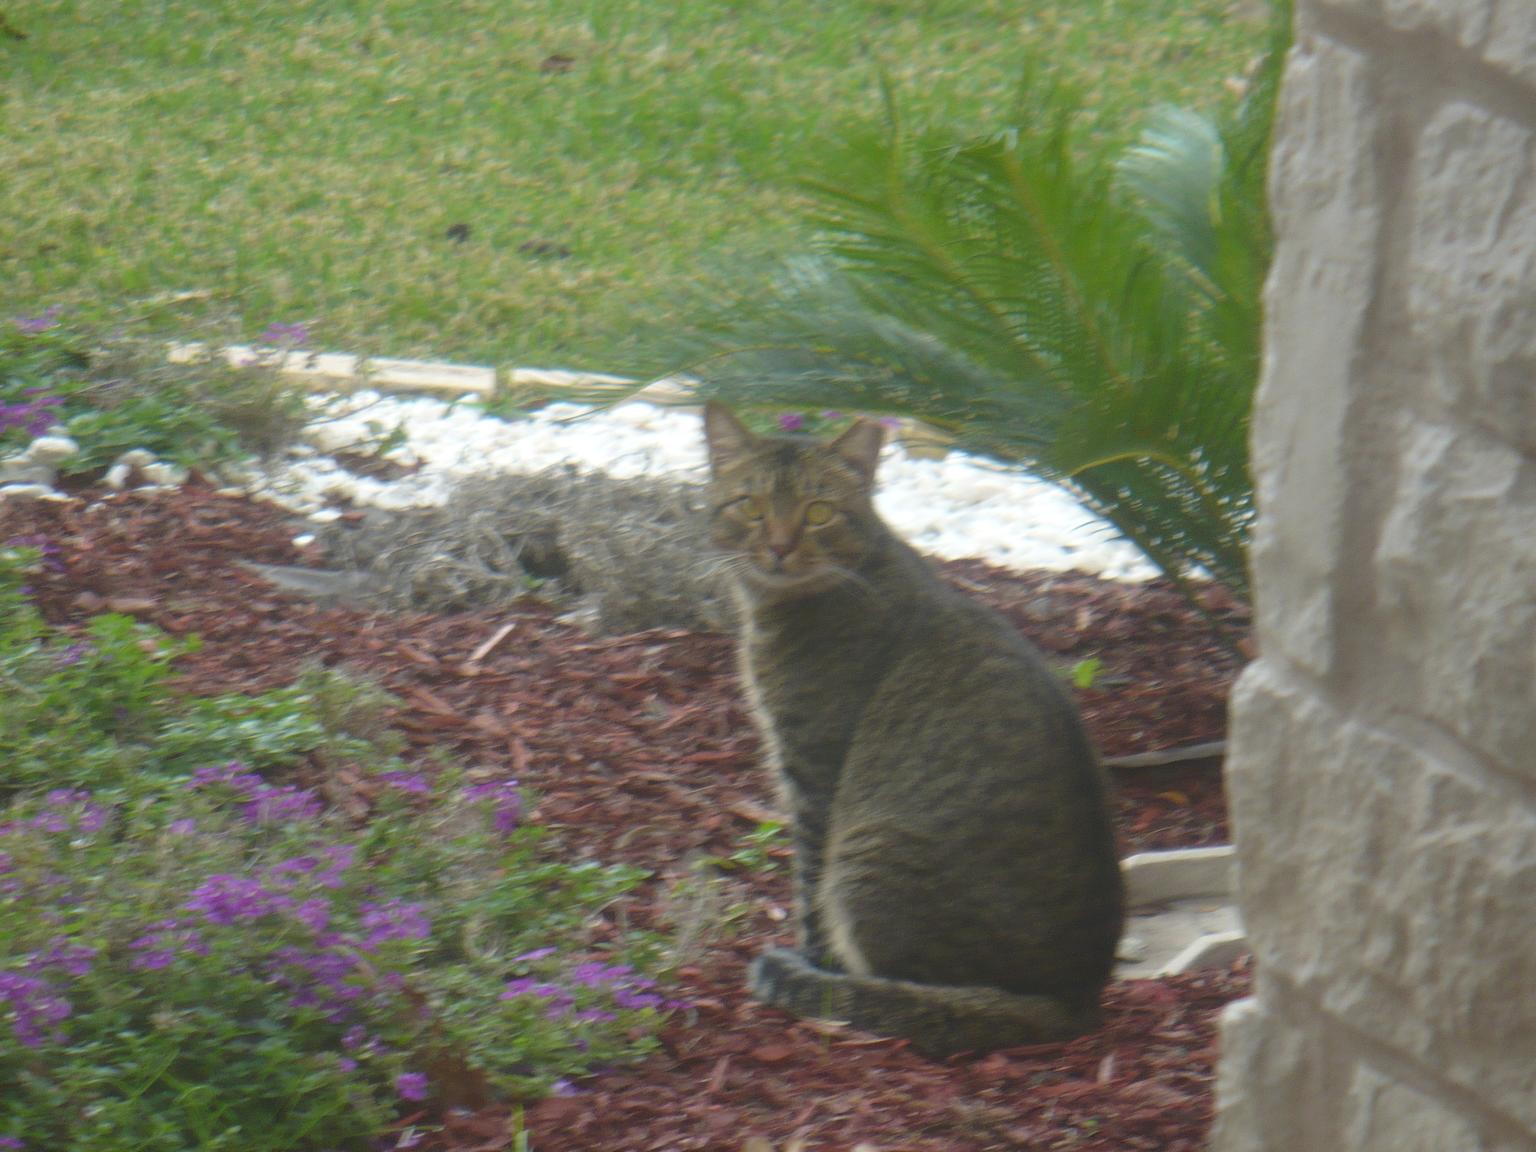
[747,947,812,1004]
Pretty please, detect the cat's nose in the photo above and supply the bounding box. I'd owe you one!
[767,541,794,559]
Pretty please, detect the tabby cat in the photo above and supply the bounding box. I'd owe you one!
[703,402,1124,1057]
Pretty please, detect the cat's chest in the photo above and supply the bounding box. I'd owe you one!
[738,611,888,772]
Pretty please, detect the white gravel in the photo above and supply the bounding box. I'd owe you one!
[236,392,1156,581]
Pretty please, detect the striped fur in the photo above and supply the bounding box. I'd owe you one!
[704,403,1124,1057]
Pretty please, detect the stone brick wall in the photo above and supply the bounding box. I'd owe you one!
[1214,2,1536,1149]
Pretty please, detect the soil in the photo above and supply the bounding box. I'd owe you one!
[2,484,1252,1152]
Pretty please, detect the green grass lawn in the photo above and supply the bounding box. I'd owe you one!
[1,0,1272,373]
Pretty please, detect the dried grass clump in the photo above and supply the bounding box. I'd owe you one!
[314,467,733,634]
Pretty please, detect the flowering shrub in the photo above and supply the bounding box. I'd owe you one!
[0,544,675,1149]
[0,764,665,1151]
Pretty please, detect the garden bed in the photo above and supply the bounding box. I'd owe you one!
[3,483,1250,1151]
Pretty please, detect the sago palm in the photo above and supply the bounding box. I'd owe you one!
[612,13,1287,605]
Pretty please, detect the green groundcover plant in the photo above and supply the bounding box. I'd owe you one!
[0,547,675,1151]
[0,539,398,795]
[1,309,310,476]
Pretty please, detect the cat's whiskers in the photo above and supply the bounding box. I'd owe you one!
[815,560,878,602]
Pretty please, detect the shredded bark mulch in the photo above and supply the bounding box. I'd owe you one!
[3,485,1252,1152]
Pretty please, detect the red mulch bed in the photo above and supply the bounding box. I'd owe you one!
[2,485,1251,1152]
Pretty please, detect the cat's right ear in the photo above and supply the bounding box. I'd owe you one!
[830,417,886,481]
[703,401,755,475]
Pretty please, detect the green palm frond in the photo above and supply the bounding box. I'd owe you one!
[619,7,1288,603]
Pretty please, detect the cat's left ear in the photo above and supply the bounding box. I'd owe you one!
[703,401,756,475]
[830,418,886,481]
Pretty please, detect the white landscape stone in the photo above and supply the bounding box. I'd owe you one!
[0,433,79,487]
[237,392,1160,582]
[0,483,69,502]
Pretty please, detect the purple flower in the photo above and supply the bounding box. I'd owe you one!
[0,1135,25,1149]
[259,322,309,347]
[466,780,521,835]
[128,922,208,972]
[76,805,109,833]
[876,415,903,428]
[777,412,806,432]
[2,535,63,570]
[241,784,321,825]
[357,899,431,950]
[612,986,664,1011]
[184,875,292,925]
[12,306,61,333]
[337,1056,357,1073]
[315,844,357,888]
[167,818,197,836]
[500,979,574,1012]
[292,898,332,933]
[378,771,430,796]
[28,810,69,834]
[460,780,522,835]
[569,961,631,987]
[820,410,844,421]
[395,1072,429,1101]
[0,970,71,1047]
[54,642,93,667]
[267,945,369,1021]
[512,946,558,964]
[26,791,109,836]
[189,762,264,795]
[27,938,96,978]
[0,395,64,437]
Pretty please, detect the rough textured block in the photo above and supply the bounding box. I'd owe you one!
[1314,0,1532,82]
[1381,0,1494,45]
[1218,995,1511,1151]
[1485,1,1536,87]
[1406,102,1536,453]
[1248,38,1380,680]
[1345,1065,1495,1152]
[1214,994,1350,1152]
[1222,4,1536,1148]
[1372,422,1536,773]
[1226,665,1536,1130]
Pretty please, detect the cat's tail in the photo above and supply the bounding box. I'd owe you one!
[748,948,1099,1058]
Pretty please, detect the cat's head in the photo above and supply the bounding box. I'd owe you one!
[703,402,887,596]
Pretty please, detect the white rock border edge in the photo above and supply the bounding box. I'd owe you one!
[1121,845,1244,977]
[164,342,684,404]
[1122,844,1235,905]
[161,343,956,453]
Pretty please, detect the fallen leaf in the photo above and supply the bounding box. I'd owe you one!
[750,1043,795,1064]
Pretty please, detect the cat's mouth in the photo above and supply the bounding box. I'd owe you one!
[744,551,837,592]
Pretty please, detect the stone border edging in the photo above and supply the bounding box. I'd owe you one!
[164,342,691,404]
[162,343,952,454]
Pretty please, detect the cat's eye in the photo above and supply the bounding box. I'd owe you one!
[804,501,835,526]
[737,495,766,520]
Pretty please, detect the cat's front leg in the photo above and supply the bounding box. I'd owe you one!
[785,793,839,971]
